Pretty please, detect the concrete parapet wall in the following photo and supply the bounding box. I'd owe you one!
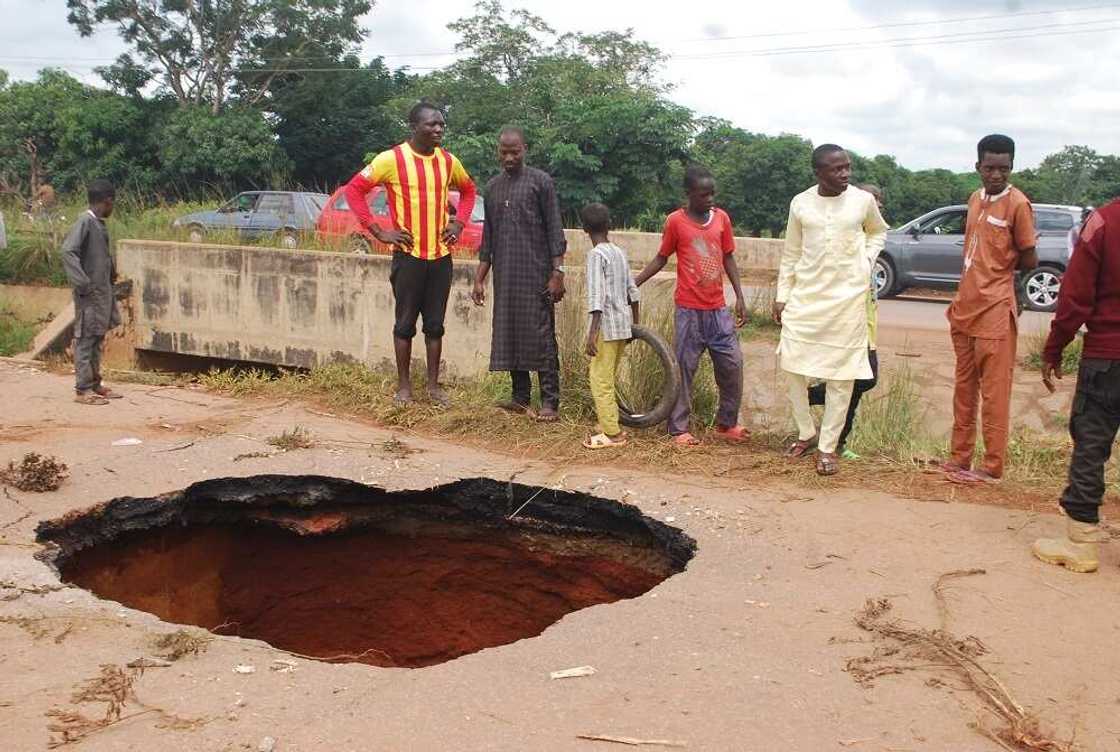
[116,240,494,374]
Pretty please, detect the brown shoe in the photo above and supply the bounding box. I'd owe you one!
[75,392,110,406]
[94,386,123,399]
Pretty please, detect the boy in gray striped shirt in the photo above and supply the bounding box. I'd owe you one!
[582,203,640,449]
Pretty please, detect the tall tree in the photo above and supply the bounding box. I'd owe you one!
[65,0,373,113]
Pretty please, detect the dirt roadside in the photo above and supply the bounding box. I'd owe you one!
[1,361,1118,752]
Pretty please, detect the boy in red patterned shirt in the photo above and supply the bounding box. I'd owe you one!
[635,166,749,446]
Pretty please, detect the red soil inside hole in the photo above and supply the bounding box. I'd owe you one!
[61,521,672,668]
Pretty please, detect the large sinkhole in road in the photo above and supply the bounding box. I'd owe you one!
[37,475,695,668]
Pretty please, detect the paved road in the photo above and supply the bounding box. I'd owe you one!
[878,296,1052,337]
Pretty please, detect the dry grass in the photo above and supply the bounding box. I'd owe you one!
[847,588,1075,752]
[151,629,211,661]
[1,452,69,492]
[266,425,315,451]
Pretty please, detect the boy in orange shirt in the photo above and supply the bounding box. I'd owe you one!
[943,134,1037,483]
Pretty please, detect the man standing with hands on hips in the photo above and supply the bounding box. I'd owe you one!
[472,126,567,422]
[343,102,477,406]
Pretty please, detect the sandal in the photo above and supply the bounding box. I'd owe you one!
[583,432,628,450]
[74,392,110,406]
[816,452,840,476]
[94,386,123,399]
[715,425,750,442]
[496,400,532,415]
[840,448,861,461]
[671,432,701,447]
[535,407,560,423]
[937,460,969,474]
[785,436,818,458]
[948,469,999,485]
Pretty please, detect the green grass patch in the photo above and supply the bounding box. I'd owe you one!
[0,310,37,356]
[1022,330,1082,372]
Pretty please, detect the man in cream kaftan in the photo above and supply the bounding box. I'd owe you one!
[776,146,888,470]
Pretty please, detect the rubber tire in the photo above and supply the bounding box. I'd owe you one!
[1022,265,1062,313]
[616,325,682,430]
[874,254,898,298]
[187,225,205,244]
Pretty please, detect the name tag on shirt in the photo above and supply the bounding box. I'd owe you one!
[985,215,1008,228]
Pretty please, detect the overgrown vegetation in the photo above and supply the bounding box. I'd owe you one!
[0,309,38,355]
[1022,330,1083,373]
[266,426,315,451]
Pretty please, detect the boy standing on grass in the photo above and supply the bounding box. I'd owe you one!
[61,179,122,406]
[583,203,639,449]
[634,165,749,447]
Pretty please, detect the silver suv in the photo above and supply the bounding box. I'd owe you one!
[875,203,1082,312]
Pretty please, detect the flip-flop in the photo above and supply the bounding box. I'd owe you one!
[74,392,110,406]
[535,409,560,423]
[583,432,628,450]
[947,469,999,485]
[714,425,750,442]
[816,452,840,476]
[94,387,123,399]
[671,432,701,446]
[937,461,969,474]
[785,436,818,458]
[496,400,531,414]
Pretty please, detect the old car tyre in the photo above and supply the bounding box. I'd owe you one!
[187,224,205,244]
[873,255,897,298]
[1023,266,1062,313]
[616,325,682,429]
[349,234,374,254]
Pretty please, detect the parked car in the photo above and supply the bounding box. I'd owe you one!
[317,185,484,254]
[172,191,329,249]
[875,203,1083,312]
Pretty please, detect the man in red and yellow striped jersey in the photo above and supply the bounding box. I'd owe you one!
[343,102,477,405]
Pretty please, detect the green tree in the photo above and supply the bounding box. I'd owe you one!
[66,0,374,113]
[266,56,411,189]
[1091,155,1120,206]
[409,1,693,226]
[158,106,290,193]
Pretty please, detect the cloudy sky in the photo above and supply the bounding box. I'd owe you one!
[1,0,1118,170]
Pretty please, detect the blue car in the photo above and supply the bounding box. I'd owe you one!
[173,191,329,249]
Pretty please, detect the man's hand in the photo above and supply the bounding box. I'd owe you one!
[547,271,565,304]
[772,301,785,325]
[585,335,598,357]
[471,279,486,307]
[372,225,413,250]
[442,220,464,246]
[1042,360,1063,394]
[734,298,748,328]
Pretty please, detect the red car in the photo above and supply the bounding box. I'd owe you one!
[317,185,485,256]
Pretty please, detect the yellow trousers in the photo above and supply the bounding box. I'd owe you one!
[589,337,626,436]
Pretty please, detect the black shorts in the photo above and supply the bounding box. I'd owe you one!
[390,252,453,339]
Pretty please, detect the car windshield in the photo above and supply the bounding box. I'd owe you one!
[1035,211,1074,231]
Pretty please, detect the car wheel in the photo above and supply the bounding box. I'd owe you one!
[279,230,299,249]
[188,225,205,244]
[348,234,373,254]
[873,255,897,298]
[1023,266,1062,312]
